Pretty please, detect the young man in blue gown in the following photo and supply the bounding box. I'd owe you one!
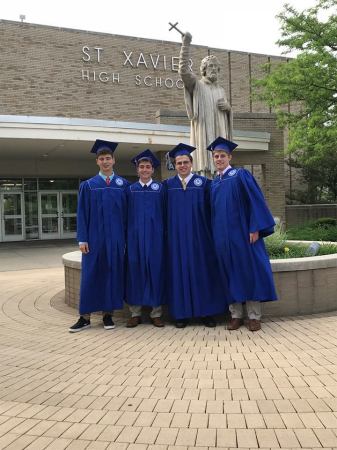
[208,137,277,331]
[69,139,129,332]
[125,150,166,328]
[164,143,225,328]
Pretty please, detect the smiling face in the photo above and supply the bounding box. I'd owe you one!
[96,151,115,175]
[175,155,193,178]
[137,159,154,184]
[212,150,232,173]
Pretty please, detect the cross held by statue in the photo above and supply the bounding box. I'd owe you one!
[168,22,184,37]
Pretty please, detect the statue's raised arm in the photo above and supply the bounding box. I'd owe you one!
[178,31,197,94]
[177,29,233,174]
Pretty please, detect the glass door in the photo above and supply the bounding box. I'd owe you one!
[24,192,39,240]
[0,193,24,241]
[60,192,77,238]
[38,192,60,239]
[38,191,78,239]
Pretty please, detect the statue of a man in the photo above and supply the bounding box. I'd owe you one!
[179,31,233,174]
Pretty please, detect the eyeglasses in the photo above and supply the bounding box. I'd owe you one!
[175,161,191,166]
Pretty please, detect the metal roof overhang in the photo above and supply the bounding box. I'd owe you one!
[0,115,270,161]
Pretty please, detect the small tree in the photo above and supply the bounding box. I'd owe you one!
[255,0,337,202]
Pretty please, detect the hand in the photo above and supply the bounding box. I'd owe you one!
[217,98,231,111]
[250,231,259,244]
[79,243,89,254]
[183,31,192,44]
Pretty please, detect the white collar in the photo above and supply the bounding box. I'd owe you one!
[178,172,193,184]
[139,178,153,187]
[218,165,232,177]
[99,172,114,180]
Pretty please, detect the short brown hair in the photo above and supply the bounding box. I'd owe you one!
[96,149,114,158]
[136,157,153,167]
[174,154,193,163]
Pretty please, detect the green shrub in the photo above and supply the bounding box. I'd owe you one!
[264,226,289,258]
[287,219,337,241]
[317,243,337,255]
[264,223,337,259]
[313,217,337,228]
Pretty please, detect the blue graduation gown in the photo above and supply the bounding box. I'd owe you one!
[126,181,166,307]
[211,168,277,303]
[77,174,129,314]
[165,174,226,320]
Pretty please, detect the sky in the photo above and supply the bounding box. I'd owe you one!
[1,0,321,56]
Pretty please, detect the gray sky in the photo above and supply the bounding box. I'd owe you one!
[2,0,319,56]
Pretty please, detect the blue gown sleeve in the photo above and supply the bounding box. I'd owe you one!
[76,181,90,243]
[239,169,275,238]
[204,178,212,218]
[160,181,168,239]
[163,180,172,249]
[122,181,130,238]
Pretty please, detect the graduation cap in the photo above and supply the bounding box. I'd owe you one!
[207,136,238,153]
[168,143,196,159]
[90,139,118,155]
[131,149,160,168]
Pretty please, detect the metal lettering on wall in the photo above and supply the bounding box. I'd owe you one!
[81,46,193,89]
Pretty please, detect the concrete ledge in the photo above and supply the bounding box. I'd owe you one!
[63,242,337,317]
[62,251,81,269]
[271,254,337,271]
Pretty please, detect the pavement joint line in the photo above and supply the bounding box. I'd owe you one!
[0,242,337,447]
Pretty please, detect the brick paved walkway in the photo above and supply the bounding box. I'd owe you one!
[1,268,337,449]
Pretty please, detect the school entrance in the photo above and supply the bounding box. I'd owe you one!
[0,178,79,242]
[0,115,279,242]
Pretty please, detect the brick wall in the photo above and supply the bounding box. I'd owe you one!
[286,204,337,226]
[0,20,285,121]
[233,113,285,219]
[0,20,286,219]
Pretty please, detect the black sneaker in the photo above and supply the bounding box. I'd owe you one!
[103,314,115,330]
[69,316,91,333]
[201,316,217,328]
[175,319,188,328]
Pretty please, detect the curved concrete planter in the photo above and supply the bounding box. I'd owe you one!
[63,242,337,317]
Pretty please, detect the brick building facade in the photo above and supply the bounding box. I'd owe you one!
[0,20,286,241]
